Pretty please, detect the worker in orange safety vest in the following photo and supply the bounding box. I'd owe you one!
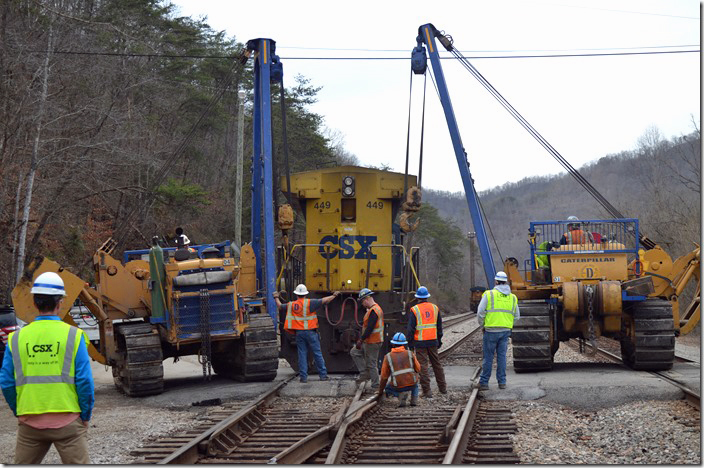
[274,284,339,383]
[350,288,384,391]
[406,286,446,398]
[377,332,421,407]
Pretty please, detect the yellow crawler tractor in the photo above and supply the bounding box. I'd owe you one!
[11,239,278,396]
[506,218,700,371]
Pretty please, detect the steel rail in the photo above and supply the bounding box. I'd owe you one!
[443,312,476,328]
[325,382,380,464]
[157,375,296,464]
[439,323,482,360]
[442,368,481,464]
[267,403,349,464]
[568,339,700,410]
[267,382,369,464]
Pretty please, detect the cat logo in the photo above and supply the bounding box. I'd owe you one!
[318,235,377,259]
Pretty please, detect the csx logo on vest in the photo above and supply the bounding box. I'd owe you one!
[25,342,60,358]
[318,235,377,259]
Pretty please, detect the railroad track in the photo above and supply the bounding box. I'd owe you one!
[566,339,701,410]
[439,316,481,360]
[320,369,519,465]
[132,376,348,464]
[443,312,476,328]
[133,322,513,465]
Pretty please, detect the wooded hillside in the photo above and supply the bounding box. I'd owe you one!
[0,0,357,300]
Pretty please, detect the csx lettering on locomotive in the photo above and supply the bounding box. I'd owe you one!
[318,235,378,259]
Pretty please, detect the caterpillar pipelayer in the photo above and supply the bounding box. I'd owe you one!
[412,23,700,372]
[11,240,279,397]
[10,38,288,396]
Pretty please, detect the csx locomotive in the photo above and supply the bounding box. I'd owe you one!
[277,166,422,373]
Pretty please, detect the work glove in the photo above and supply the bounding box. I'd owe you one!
[355,339,362,350]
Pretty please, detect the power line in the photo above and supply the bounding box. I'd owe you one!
[29,48,700,60]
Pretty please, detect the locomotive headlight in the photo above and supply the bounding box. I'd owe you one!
[341,176,355,197]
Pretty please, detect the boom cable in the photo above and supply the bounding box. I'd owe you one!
[442,41,656,248]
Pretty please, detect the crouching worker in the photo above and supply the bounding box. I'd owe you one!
[376,333,421,407]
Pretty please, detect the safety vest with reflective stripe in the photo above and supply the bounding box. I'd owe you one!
[8,320,85,415]
[564,229,587,244]
[363,304,384,344]
[482,289,518,329]
[410,302,438,341]
[385,348,419,388]
[535,241,550,268]
[285,298,319,331]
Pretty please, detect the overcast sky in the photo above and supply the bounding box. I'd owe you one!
[171,0,700,193]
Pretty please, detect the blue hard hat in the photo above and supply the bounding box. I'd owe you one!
[415,286,430,299]
[390,332,408,345]
[358,288,374,301]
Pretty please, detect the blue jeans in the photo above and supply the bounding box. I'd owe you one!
[296,330,327,380]
[480,330,511,385]
[384,383,419,398]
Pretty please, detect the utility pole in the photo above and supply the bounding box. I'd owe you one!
[468,231,476,288]
[234,89,245,260]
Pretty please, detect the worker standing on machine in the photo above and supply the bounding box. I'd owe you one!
[351,288,384,391]
[407,286,447,398]
[560,216,594,245]
[273,284,339,383]
[0,272,94,464]
[477,271,520,391]
[377,333,421,407]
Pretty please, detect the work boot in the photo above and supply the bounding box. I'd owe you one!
[398,392,409,408]
[479,383,489,390]
[422,390,433,399]
[439,388,447,395]
[499,383,506,389]
[410,394,419,406]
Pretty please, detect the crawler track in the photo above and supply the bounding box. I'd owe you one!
[511,301,553,372]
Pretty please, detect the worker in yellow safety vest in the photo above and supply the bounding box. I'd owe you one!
[377,333,421,407]
[0,272,94,464]
[477,271,520,391]
[274,284,339,383]
[407,286,446,398]
[350,288,384,391]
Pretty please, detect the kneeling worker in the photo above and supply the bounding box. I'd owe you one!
[377,333,421,407]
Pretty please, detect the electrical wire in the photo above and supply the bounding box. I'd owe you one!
[29,48,699,60]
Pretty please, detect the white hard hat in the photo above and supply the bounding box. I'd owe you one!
[567,216,579,221]
[293,284,309,296]
[494,271,508,282]
[31,272,67,296]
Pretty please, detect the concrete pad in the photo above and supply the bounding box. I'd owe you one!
[476,362,694,410]
[675,343,701,363]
